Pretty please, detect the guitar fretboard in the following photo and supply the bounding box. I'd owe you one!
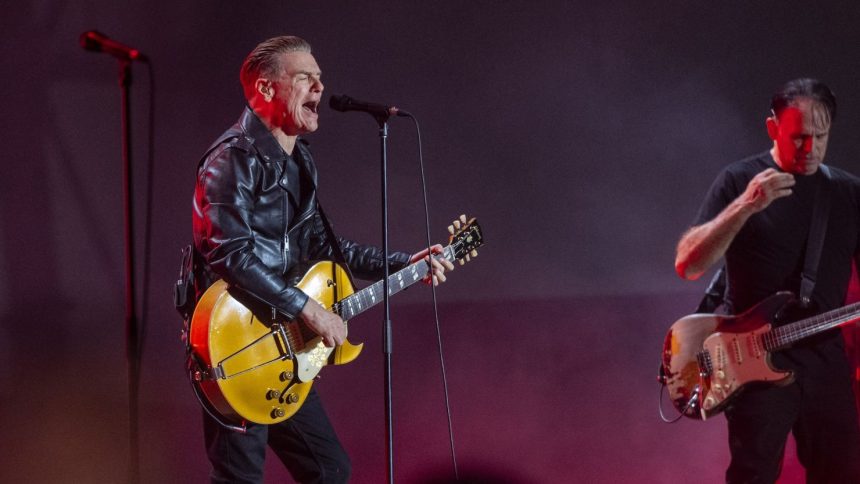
[763,301,860,350]
[332,244,458,321]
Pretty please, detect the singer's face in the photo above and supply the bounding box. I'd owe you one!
[272,51,324,135]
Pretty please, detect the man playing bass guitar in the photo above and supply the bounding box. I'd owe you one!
[675,78,860,483]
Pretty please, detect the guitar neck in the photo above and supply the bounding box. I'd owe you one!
[766,301,860,350]
[334,245,456,321]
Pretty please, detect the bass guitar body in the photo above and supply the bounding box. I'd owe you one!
[189,261,362,426]
[661,292,795,420]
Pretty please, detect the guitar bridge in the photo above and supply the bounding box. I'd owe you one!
[274,324,295,360]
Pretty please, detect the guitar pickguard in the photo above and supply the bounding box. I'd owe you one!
[699,325,790,416]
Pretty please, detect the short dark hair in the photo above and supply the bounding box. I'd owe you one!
[240,36,312,101]
[770,78,837,123]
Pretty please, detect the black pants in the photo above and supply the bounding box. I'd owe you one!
[203,388,351,484]
[725,336,860,483]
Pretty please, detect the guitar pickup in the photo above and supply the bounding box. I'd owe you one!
[696,350,712,378]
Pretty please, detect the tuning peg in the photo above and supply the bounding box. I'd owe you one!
[459,214,467,224]
[470,249,478,257]
[458,259,465,266]
[465,254,471,262]
[453,219,462,230]
[448,225,455,234]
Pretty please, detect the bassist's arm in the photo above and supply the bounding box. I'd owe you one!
[675,203,753,280]
[676,167,795,280]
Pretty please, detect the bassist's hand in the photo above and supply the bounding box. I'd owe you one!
[740,168,795,213]
[299,299,346,347]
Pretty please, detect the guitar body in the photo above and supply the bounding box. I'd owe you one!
[186,215,484,426]
[661,292,795,420]
[189,261,362,425]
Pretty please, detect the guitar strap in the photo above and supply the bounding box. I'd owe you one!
[798,164,832,307]
[696,164,832,312]
[696,266,726,313]
[316,201,357,287]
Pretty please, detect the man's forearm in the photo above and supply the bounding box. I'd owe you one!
[676,166,796,280]
[675,199,755,280]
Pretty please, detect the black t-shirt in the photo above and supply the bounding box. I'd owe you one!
[694,151,860,315]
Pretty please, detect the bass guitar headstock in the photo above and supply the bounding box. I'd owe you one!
[448,214,484,265]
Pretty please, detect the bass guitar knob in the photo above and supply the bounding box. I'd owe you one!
[272,408,286,419]
[267,389,281,400]
[286,393,300,404]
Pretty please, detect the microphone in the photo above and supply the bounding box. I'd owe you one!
[329,94,409,119]
[79,30,147,61]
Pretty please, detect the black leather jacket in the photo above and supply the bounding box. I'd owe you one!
[192,107,410,319]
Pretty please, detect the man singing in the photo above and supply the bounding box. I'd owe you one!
[192,35,453,483]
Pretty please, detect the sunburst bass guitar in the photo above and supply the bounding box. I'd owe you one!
[660,292,860,420]
[188,215,483,427]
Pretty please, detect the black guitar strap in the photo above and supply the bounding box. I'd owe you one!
[798,164,832,307]
[696,164,832,312]
[696,266,727,313]
[316,201,357,287]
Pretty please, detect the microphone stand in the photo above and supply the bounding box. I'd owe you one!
[371,111,396,484]
[118,59,141,484]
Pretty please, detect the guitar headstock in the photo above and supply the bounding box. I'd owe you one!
[447,214,484,265]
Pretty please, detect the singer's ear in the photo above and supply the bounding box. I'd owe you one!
[255,79,274,102]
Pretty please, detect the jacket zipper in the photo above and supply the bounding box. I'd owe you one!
[283,200,315,274]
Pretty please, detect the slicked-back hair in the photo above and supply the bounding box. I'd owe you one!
[240,36,312,101]
[771,78,837,124]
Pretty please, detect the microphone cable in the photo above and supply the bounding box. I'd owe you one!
[399,111,460,481]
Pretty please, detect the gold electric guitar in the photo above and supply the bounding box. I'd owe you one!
[188,215,483,427]
[660,292,860,420]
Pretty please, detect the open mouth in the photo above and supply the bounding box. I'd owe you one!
[303,101,319,114]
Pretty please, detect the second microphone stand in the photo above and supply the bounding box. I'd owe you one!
[118,58,141,484]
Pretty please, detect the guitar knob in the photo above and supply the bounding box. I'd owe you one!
[280,371,293,382]
[267,389,280,400]
[716,370,725,380]
[272,408,286,418]
[286,393,300,404]
[703,396,715,410]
